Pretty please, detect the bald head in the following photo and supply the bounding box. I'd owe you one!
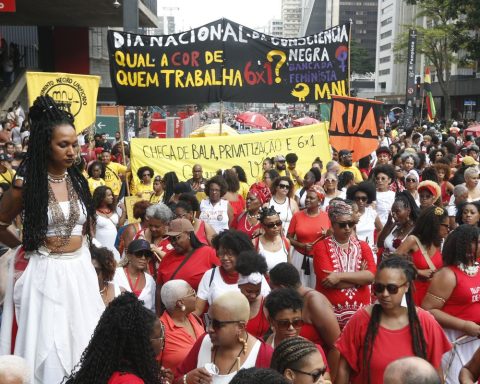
[384,357,440,384]
[0,355,30,384]
[212,291,250,322]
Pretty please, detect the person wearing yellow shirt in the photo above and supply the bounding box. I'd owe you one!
[87,161,106,195]
[338,149,363,184]
[149,175,164,203]
[232,165,250,199]
[0,154,15,185]
[285,153,305,190]
[131,166,155,198]
[101,150,128,197]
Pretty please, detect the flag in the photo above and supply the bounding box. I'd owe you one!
[26,72,100,133]
[424,67,436,122]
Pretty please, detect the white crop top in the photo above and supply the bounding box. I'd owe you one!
[46,201,86,237]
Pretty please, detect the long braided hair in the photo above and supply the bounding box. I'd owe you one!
[270,336,319,374]
[362,256,427,384]
[442,224,480,266]
[63,292,161,383]
[20,95,95,251]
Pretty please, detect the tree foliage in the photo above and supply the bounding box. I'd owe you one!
[394,0,476,119]
[350,39,375,74]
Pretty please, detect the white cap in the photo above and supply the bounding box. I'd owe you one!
[453,121,458,127]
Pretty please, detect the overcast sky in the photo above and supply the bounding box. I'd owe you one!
[158,0,282,32]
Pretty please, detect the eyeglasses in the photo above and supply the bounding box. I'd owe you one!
[372,281,408,295]
[133,251,152,259]
[405,178,417,183]
[440,223,451,231]
[142,173,151,177]
[207,315,242,330]
[168,233,183,243]
[264,220,283,229]
[324,178,336,183]
[375,176,388,181]
[182,291,196,299]
[336,221,355,229]
[354,196,368,202]
[278,184,290,189]
[274,318,304,330]
[291,367,327,382]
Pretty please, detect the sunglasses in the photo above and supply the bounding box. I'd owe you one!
[264,221,283,229]
[133,251,152,258]
[291,367,327,382]
[372,281,407,295]
[274,318,304,330]
[440,223,451,231]
[355,196,368,202]
[375,176,388,181]
[324,178,336,182]
[336,221,355,229]
[278,184,290,189]
[207,315,241,331]
[142,173,152,177]
[405,178,416,183]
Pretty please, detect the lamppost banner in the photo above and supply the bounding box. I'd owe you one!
[404,29,417,129]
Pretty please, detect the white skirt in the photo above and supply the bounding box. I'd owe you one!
[291,248,316,289]
[2,241,104,384]
[441,327,480,384]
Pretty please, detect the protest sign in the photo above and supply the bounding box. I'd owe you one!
[130,124,331,184]
[26,71,100,133]
[125,196,142,223]
[329,95,383,162]
[107,19,350,105]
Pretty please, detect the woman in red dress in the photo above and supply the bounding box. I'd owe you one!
[313,199,376,329]
[335,257,451,384]
[396,206,450,305]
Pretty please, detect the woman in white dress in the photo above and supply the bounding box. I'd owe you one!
[0,96,104,384]
[199,175,233,234]
[269,176,299,234]
[93,186,126,261]
[113,239,156,312]
[371,164,397,226]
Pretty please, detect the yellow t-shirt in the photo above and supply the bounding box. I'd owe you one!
[149,193,164,204]
[104,162,127,196]
[339,165,363,183]
[239,181,250,200]
[131,181,154,197]
[0,169,15,184]
[88,177,106,195]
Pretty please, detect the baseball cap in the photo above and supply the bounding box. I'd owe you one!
[166,218,195,236]
[462,156,479,166]
[274,155,286,162]
[338,149,354,157]
[0,154,12,162]
[376,146,391,156]
[127,239,153,256]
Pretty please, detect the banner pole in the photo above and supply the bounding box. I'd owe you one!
[348,19,352,96]
[219,100,223,135]
[420,87,425,123]
[117,105,130,196]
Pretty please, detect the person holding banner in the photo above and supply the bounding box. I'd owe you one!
[0,95,104,383]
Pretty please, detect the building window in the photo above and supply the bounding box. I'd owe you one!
[380,43,391,51]
[379,56,391,64]
[379,82,386,89]
[379,69,390,76]
[381,17,393,26]
[380,30,392,39]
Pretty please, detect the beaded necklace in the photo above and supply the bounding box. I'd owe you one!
[47,174,80,252]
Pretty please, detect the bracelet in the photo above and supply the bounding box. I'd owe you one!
[183,374,188,384]
[426,292,446,303]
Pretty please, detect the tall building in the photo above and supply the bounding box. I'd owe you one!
[374,1,423,102]
[301,0,339,35]
[282,0,303,37]
[268,19,284,37]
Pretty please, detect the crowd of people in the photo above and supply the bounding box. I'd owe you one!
[0,95,479,384]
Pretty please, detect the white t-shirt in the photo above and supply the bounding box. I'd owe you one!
[197,267,270,305]
[376,190,396,226]
[356,206,377,245]
[295,188,307,209]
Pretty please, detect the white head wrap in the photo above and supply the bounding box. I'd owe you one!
[237,272,263,286]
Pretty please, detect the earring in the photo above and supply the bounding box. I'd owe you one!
[238,333,247,354]
[180,304,186,311]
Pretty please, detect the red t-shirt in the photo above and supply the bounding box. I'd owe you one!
[287,211,331,254]
[411,248,443,306]
[313,237,376,328]
[157,246,219,291]
[442,265,480,323]
[335,307,452,384]
[108,372,144,384]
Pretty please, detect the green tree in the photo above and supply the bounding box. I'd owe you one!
[395,0,477,119]
[350,39,375,74]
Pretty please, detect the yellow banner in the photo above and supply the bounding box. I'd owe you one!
[130,123,331,184]
[26,71,100,133]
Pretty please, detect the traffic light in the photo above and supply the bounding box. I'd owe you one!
[416,76,421,98]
